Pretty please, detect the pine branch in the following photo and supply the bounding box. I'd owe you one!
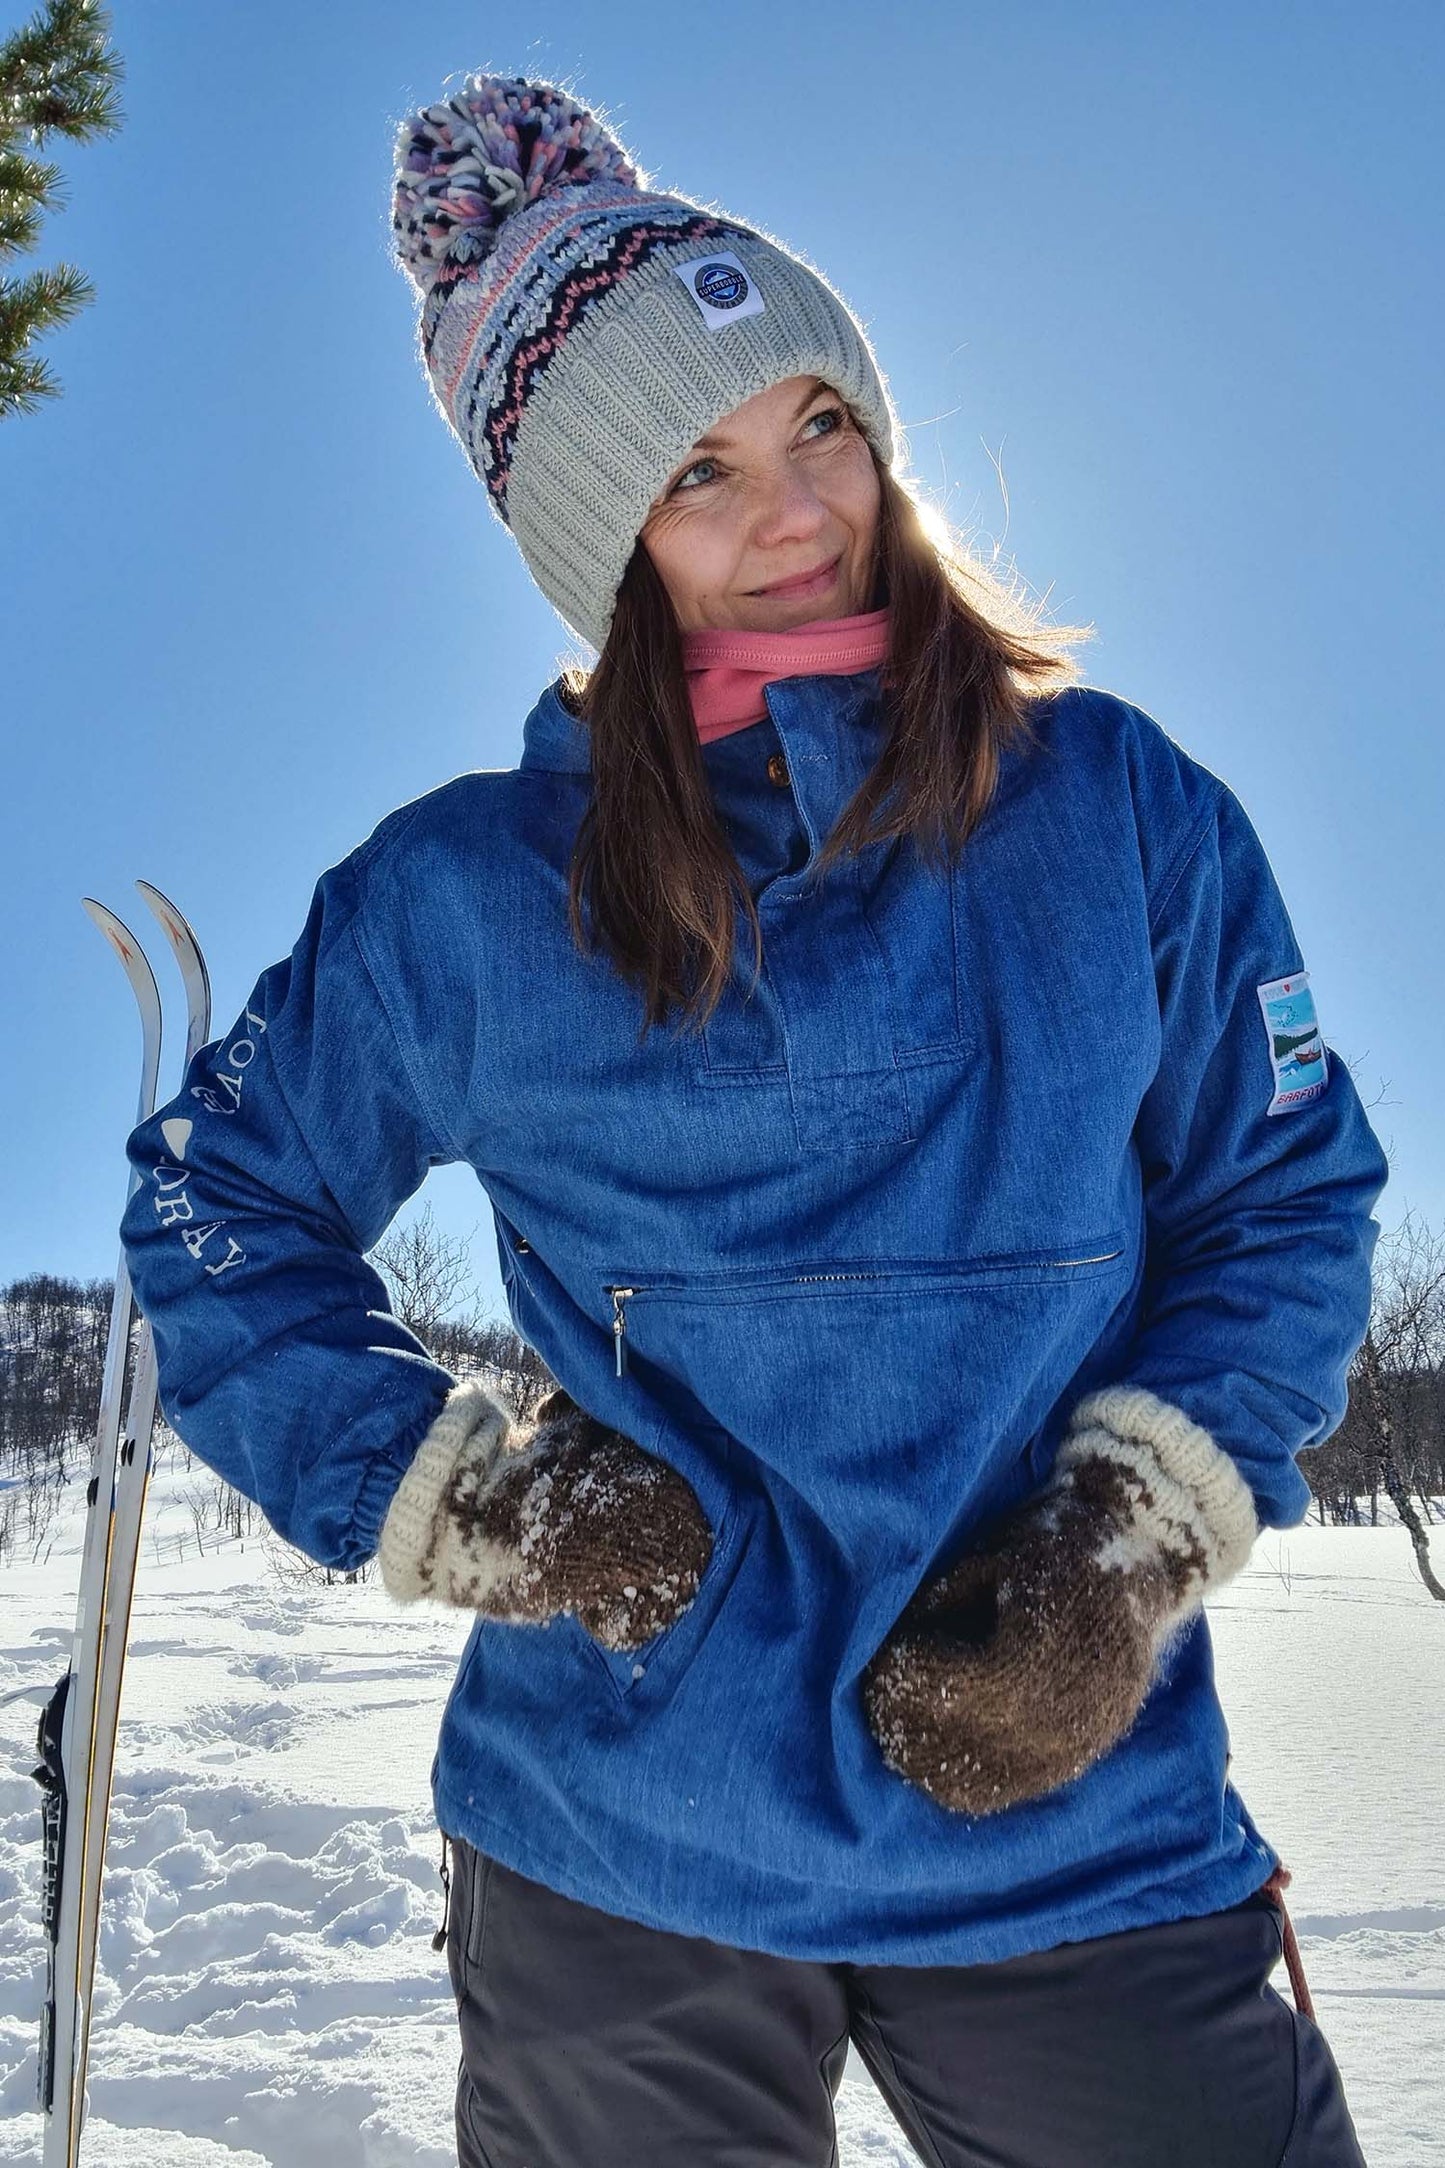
[0,256,92,414]
[0,0,122,148]
[0,147,62,257]
[0,2,120,416]
[0,342,51,414]
[0,250,92,320]
[0,255,92,333]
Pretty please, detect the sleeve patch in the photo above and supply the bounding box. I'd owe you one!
[1256,970,1329,1115]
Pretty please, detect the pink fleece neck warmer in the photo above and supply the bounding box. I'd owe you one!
[681,607,891,743]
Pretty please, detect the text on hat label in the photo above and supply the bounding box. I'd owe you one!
[672,250,766,330]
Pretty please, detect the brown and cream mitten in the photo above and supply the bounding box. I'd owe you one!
[864,1385,1259,1817]
[378,1380,714,1650]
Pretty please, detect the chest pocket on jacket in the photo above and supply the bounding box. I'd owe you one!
[859,841,968,1060]
[697,839,967,1134]
[692,848,857,1088]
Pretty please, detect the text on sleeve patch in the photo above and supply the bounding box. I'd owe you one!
[1256,970,1329,1114]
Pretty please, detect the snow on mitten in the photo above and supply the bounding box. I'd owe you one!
[863,1385,1259,1816]
[378,1379,713,1650]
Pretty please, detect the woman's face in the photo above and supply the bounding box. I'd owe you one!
[638,375,882,634]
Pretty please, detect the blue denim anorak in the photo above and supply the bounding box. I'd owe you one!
[120,675,1388,1965]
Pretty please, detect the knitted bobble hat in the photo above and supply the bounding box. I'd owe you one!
[392,73,899,653]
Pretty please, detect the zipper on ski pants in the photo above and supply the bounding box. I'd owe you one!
[432,1833,454,1953]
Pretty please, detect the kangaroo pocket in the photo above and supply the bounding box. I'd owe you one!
[569,1412,750,1707]
[601,1234,1133,1582]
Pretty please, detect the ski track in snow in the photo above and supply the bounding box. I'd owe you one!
[0,1478,1440,2165]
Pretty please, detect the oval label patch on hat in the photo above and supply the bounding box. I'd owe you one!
[673,250,766,330]
[1256,970,1329,1114]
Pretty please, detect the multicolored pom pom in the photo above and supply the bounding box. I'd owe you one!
[392,73,640,295]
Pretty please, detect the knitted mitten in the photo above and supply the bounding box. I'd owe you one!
[863,1385,1259,1816]
[378,1380,714,1650]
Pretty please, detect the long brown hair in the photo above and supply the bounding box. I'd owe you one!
[560,456,1093,1040]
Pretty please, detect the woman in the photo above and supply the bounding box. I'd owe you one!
[121,72,1387,2166]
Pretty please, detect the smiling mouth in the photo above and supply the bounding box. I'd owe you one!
[748,554,843,598]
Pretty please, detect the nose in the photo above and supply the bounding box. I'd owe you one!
[749,463,829,553]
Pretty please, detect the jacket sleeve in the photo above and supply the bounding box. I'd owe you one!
[119,837,460,1570]
[1072,775,1389,1534]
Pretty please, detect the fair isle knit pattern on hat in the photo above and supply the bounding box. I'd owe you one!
[392,74,899,653]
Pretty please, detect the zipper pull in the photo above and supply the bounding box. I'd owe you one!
[610,1287,634,1376]
[430,1833,452,1953]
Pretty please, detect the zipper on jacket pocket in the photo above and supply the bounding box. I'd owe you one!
[610,1286,636,1374]
[605,1245,1124,1374]
[608,1271,903,1373]
[788,1257,1123,1280]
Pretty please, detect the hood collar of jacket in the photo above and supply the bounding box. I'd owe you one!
[519,669,890,851]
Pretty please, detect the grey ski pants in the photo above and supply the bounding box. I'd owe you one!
[443,1838,1366,2167]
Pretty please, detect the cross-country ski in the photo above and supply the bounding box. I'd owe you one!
[33,888,210,2165]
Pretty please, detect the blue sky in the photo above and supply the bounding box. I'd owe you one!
[2,0,1439,1322]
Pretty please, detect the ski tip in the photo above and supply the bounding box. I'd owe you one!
[134,880,185,939]
[135,880,212,1040]
[80,898,144,972]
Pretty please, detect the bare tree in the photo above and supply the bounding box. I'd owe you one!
[371,1203,488,1367]
[259,1520,369,1589]
[473,1318,556,1424]
[1,1270,111,1477]
[1345,1213,1445,1599]
[369,1203,555,1417]
[179,1476,211,1557]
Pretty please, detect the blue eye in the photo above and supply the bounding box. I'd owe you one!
[663,406,846,501]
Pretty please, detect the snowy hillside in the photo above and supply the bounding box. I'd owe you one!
[1,1462,1441,2166]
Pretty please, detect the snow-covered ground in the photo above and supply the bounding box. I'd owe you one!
[1,1465,1441,2165]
